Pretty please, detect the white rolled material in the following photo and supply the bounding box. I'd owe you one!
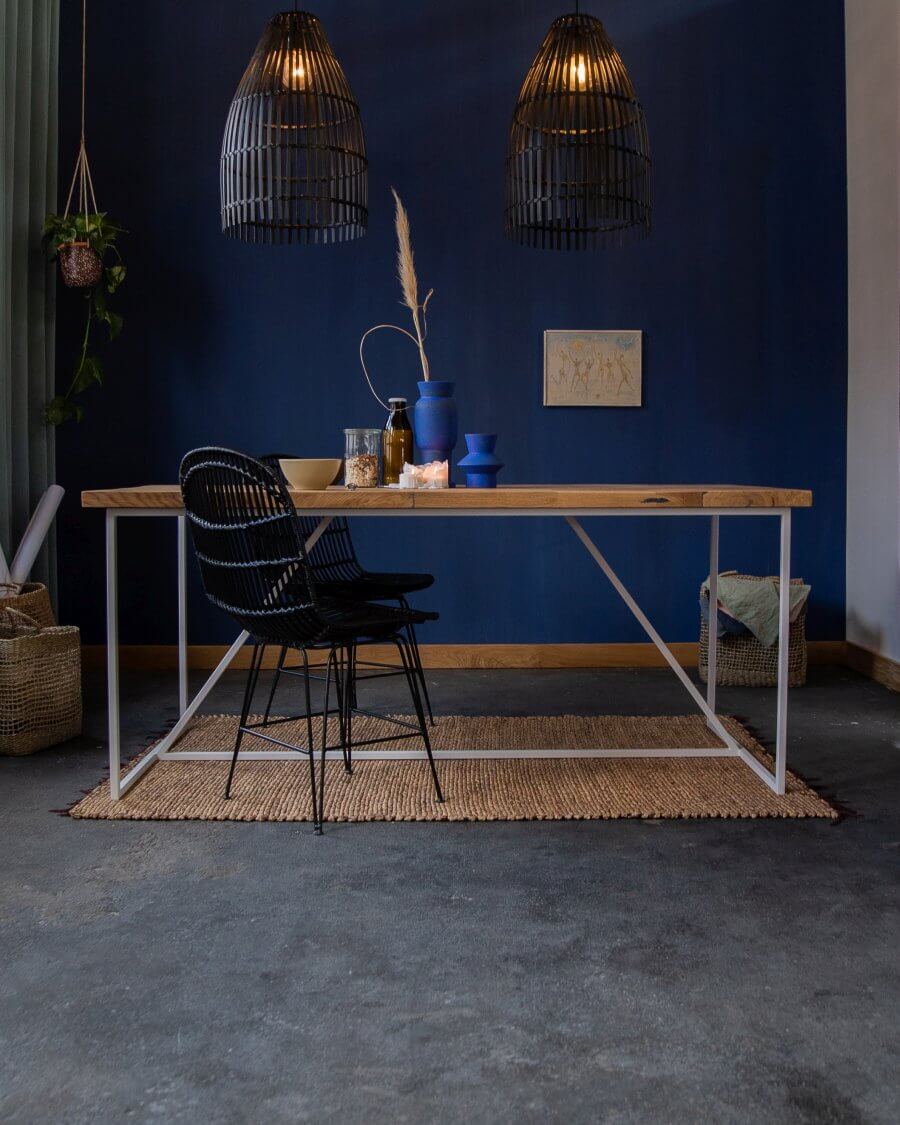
[9,485,65,584]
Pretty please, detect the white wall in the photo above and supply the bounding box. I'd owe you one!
[845,0,900,662]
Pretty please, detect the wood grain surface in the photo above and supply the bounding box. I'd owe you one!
[82,483,813,510]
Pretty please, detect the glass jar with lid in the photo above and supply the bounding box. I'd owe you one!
[343,428,381,488]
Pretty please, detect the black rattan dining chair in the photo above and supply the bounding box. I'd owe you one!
[179,447,443,834]
[259,453,435,724]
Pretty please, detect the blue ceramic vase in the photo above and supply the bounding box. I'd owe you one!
[458,433,504,488]
[414,380,458,482]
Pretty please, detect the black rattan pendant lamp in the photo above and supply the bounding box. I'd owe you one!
[221,8,367,244]
[506,4,650,249]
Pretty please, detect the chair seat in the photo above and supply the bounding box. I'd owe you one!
[318,571,434,602]
[316,598,438,643]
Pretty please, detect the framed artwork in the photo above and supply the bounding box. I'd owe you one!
[543,329,642,407]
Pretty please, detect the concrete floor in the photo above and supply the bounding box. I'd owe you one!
[1,665,898,1123]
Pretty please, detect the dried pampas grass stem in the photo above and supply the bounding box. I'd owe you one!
[358,188,436,407]
[392,187,430,381]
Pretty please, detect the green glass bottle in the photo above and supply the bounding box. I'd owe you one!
[382,396,413,485]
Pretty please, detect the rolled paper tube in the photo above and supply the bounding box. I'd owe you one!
[9,485,65,584]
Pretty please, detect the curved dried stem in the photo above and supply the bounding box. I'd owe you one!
[359,323,421,410]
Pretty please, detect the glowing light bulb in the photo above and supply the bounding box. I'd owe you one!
[568,55,588,90]
[282,50,306,90]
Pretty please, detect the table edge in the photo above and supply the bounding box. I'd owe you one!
[81,486,814,510]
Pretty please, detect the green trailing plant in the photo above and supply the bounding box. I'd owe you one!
[43,211,126,425]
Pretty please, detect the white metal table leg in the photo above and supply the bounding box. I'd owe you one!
[774,510,791,795]
[104,510,795,792]
[105,511,121,800]
[706,515,719,725]
[566,513,791,795]
[177,515,188,716]
[566,516,739,752]
[112,516,335,798]
[303,518,332,554]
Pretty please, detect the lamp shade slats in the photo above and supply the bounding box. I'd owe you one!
[221,11,367,245]
[506,12,650,250]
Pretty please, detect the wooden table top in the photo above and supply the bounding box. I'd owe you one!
[82,484,812,511]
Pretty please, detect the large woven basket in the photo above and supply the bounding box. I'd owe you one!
[0,609,82,755]
[0,582,55,628]
[699,575,807,688]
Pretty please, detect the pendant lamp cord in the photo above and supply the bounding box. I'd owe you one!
[63,0,98,222]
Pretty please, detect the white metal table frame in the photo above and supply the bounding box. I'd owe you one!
[104,505,793,801]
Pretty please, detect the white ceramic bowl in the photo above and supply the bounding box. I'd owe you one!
[278,458,343,490]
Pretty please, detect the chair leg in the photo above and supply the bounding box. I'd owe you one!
[318,703,327,838]
[400,597,434,726]
[396,636,443,802]
[262,643,288,727]
[225,642,263,799]
[320,645,350,829]
[333,645,349,770]
[349,641,359,711]
[299,647,323,835]
[300,647,314,765]
[307,731,321,835]
[342,644,355,774]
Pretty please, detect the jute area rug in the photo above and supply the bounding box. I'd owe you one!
[69,714,837,822]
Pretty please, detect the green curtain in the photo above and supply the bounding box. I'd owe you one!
[0,0,58,595]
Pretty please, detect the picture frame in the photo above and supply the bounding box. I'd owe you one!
[543,329,643,407]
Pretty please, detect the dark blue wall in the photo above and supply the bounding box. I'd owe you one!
[56,0,847,646]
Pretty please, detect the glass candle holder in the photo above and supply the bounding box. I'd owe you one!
[343,428,381,487]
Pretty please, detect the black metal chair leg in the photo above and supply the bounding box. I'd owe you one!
[333,645,349,770]
[307,736,321,836]
[349,641,359,711]
[314,646,338,835]
[300,647,314,759]
[396,636,443,802]
[318,711,327,837]
[400,597,434,726]
[299,647,324,834]
[225,642,263,799]
[342,644,355,774]
[262,643,288,727]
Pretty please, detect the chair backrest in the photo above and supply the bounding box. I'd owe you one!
[259,453,364,584]
[180,447,323,643]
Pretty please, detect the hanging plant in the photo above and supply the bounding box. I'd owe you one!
[43,0,126,426]
[43,214,125,425]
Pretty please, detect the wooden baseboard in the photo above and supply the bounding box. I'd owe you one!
[845,643,900,691]
[81,640,848,672]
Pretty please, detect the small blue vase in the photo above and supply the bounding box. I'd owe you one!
[458,433,504,488]
[414,381,458,482]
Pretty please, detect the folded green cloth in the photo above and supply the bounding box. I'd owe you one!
[702,572,810,648]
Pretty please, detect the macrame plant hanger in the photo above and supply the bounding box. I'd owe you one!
[58,0,103,287]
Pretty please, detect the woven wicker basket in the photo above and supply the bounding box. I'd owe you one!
[0,582,56,628]
[699,575,807,688]
[0,608,82,755]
